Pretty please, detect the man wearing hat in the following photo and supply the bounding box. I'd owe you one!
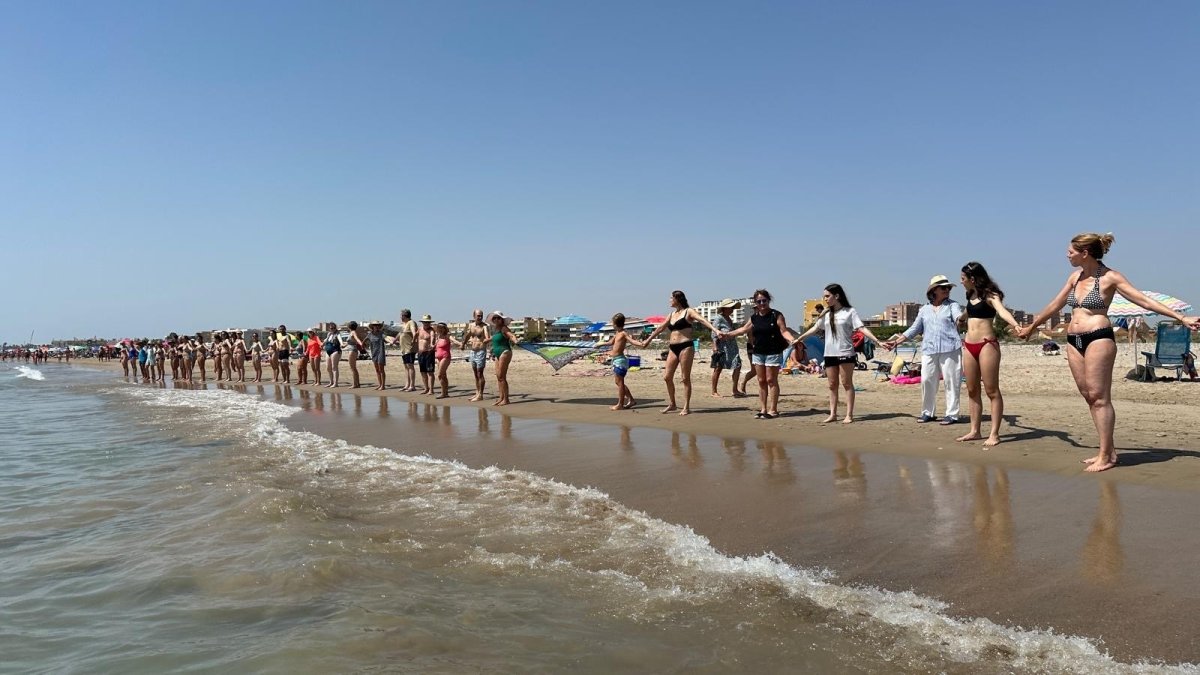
[884,275,964,424]
[416,314,436,394]
[709,299,745,397]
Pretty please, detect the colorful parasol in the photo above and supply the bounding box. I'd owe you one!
[1107,291,1191,371]
[1108,291,1191,318]
[518,341,604,372]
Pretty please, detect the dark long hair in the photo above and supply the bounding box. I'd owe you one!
[823,284,852,336]
[961,261,1005,303]
[671,290,689,309]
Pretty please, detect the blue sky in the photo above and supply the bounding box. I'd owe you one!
[2,1,1197,343]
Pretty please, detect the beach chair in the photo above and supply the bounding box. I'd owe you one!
[872,345,919,381]
[1141,322,1192,381]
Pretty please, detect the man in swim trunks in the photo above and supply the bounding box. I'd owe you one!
[460,308,490,401]
[397,309,418,392]
[275,324,292,384]
[416,315,436,395]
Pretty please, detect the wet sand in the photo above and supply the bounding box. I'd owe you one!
[250,386,1200,665]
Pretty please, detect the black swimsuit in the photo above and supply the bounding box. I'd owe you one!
[666,311,694,356]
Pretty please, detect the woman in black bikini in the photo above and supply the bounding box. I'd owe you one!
[641,290,721,415]
[958,262,1021,447]
[1020,233,1199,472]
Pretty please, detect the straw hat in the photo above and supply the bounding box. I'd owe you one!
[717,298,742,310]
[420,314,433,322]
[486,310,511,325]
[368,319,384,326]
[927,275,956,292]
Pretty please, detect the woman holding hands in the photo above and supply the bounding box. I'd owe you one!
[721,289,800,419]
[793,284,884,424]
[641,290,722,415]
[956,262,1021,447]
[1018,233,1200,472]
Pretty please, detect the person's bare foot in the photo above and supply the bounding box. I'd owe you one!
[1084,457,1118,472]
[436,394,448,399]
[469,395,482,402]
[821,415,837,424]
[661,406,678,414]
[983,436,1002,448]
[841,416,853,424]
[956,432,983,442]
[611,403,623,410]
[496,399,510,406]
[711,392,722,398]
[732,391,748,398]
[623,399,637,409]
[679,409,690,416]
[1082,455,1102,464]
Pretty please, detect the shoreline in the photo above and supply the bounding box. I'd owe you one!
[78,351,1200,491]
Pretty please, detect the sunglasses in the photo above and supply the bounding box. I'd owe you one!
[754,299,769,305]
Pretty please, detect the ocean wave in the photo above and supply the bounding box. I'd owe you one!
[14,366,46,381]
[115,385,1198,674]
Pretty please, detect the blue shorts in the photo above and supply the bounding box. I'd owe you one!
[751,353,782,367]
[468,349,487,370]
[612,355,629,377]
[402,352,416,365]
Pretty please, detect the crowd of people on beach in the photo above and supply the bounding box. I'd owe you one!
[85,232,1198,473]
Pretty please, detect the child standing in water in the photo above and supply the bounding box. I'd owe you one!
[597,313,639,410]
[434,322,452,398]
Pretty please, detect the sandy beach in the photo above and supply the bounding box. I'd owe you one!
[97,339,1199,488]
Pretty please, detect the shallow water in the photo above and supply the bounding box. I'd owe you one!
[2,365,1197,673]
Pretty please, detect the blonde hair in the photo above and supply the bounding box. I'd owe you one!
[1071,232,1115,260]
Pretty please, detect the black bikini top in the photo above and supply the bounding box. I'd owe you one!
[966,297,998,319]
[666,311,692,331]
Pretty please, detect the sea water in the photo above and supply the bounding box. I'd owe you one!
[1,365,1194,673]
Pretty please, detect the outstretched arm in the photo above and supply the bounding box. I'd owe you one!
[1019,276,1075,339]
[988,295,1022,331]
[1111,271,1199,329]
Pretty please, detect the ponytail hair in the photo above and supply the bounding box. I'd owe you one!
[1071,232,1115,260]
[823,284,852,336]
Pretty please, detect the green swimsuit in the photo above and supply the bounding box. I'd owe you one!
[490,332,512,359]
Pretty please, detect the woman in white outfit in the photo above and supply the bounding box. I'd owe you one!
[884,275,964,425]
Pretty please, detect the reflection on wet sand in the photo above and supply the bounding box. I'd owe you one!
[833,451,866,501]
[759,440,793,484]
[377,396,389,418]
[619,426,634,452]
[1082,481,1123,585]
[721,438,746,472]
[971,467,1014,571]
[670,432,702,468]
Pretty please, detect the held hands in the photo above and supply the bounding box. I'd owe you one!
[1014,326,1034,341]
[1182,317,1200,330]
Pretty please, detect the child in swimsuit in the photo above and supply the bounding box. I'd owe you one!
[595,313,640,410]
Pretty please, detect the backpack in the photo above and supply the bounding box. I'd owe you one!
[851,330,874,360]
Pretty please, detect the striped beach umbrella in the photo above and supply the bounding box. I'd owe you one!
[1108,291,1191,371]
[1108,291,1191,318]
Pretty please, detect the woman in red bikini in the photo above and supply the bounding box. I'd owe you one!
[958,262,1021,447]
[1019,233,1199,472]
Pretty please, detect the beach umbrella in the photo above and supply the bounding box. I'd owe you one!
[643,314,666,325]
[1107,291,1192,371]
[552,314,592,326]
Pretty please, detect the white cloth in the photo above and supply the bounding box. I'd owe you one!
[921,349,962,418]
[820,308,864,358]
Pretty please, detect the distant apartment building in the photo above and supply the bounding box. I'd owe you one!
[884,302,922,327]
[510,317,548,342]
[802,299,825,328]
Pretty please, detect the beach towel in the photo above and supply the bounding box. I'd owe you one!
[518,341,605,372]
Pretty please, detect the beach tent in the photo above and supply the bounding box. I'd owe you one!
[552,314,592,326]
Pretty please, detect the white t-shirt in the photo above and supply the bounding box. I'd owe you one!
[820,308,864,358]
